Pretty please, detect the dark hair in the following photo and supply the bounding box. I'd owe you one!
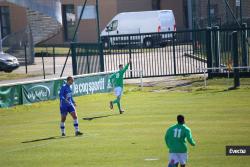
[119,64,123,68]
[67,76,73,82]
[177,115,185,124]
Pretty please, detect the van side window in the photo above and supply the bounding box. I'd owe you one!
[109,20,118,31]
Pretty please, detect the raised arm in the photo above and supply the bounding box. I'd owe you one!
[121,59,131,73]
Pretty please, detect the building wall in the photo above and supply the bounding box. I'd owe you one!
[49,0,154,43]
[0,0,189,44]
[242,0,250,19]
[0,1,27,34]
[161,0,186,30]
[46,0,118,44]
[117,0,152,13]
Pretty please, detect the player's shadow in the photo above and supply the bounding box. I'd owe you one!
[82,113,119,121]
[22,136,71,143]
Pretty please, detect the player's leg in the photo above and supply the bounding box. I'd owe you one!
[60,107,67,136]
[112,87,123,113]
[69,107,83,136]
[117,95,123,114]
[178,153,187,167]
[168,153,179,167]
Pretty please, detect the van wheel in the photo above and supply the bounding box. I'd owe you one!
[143,38,153,48]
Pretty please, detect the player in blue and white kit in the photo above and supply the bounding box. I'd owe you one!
[59,76,83,136]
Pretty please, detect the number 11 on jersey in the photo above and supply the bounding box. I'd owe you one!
[174,128,181,138]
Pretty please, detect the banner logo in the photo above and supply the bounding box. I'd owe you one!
[27,85,51,101]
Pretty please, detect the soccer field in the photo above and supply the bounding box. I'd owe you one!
[0,79,250,167]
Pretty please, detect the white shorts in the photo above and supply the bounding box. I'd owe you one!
[114,87,123,97]
[169,153,187,165]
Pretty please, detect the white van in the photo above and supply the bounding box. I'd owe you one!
[101,10,176,48]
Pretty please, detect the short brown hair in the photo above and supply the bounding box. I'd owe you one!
[67,76,73,82]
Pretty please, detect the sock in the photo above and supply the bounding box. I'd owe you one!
[117,101,121,111]
[60,122,65,134]
[113,97,121,111]
[73,119,79,132]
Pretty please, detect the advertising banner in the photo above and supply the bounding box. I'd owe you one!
[73,73,112,96]
[22,81,56,104]
[0,72,113,108]
[0,85,21,108]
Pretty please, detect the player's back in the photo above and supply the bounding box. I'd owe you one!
[165,124,194,153]
[110,64,129,88]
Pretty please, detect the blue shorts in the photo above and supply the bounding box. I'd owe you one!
[60,104,75,116]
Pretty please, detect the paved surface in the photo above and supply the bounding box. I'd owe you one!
[0,57,72,85]
[104,46,206,78]
[0,46,206,85]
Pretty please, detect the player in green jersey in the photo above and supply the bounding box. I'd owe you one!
[165,115,196,167]
[109,59,131,114]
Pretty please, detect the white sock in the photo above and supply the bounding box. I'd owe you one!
[73,119,79,132]
[60,122,65,134]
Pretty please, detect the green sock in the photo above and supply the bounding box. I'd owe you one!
[113,97,121,111]
[117,101,121,111]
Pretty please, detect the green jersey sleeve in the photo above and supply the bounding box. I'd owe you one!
[165,129,171,149]
[121,63,130,74]
[186,128,196,146]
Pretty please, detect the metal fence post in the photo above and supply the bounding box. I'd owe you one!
[41,52,46,79]
[129,35,133,77]
[213,26,220,71]
[71,43,78,75]
[24,44,28,74]
[206,27,212,78]
[99,43,104,72]
[232,31,240,88]
[172,31,177,75]
[242,23,248,68]
[86,47,90,73]
[53,46,56,74]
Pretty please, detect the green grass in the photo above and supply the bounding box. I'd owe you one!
[0,78,250,167]
[0,72,40,81]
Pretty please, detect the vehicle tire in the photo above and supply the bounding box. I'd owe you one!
[143,38,154,48]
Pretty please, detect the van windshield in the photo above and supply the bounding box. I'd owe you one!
[108,20,118,31]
